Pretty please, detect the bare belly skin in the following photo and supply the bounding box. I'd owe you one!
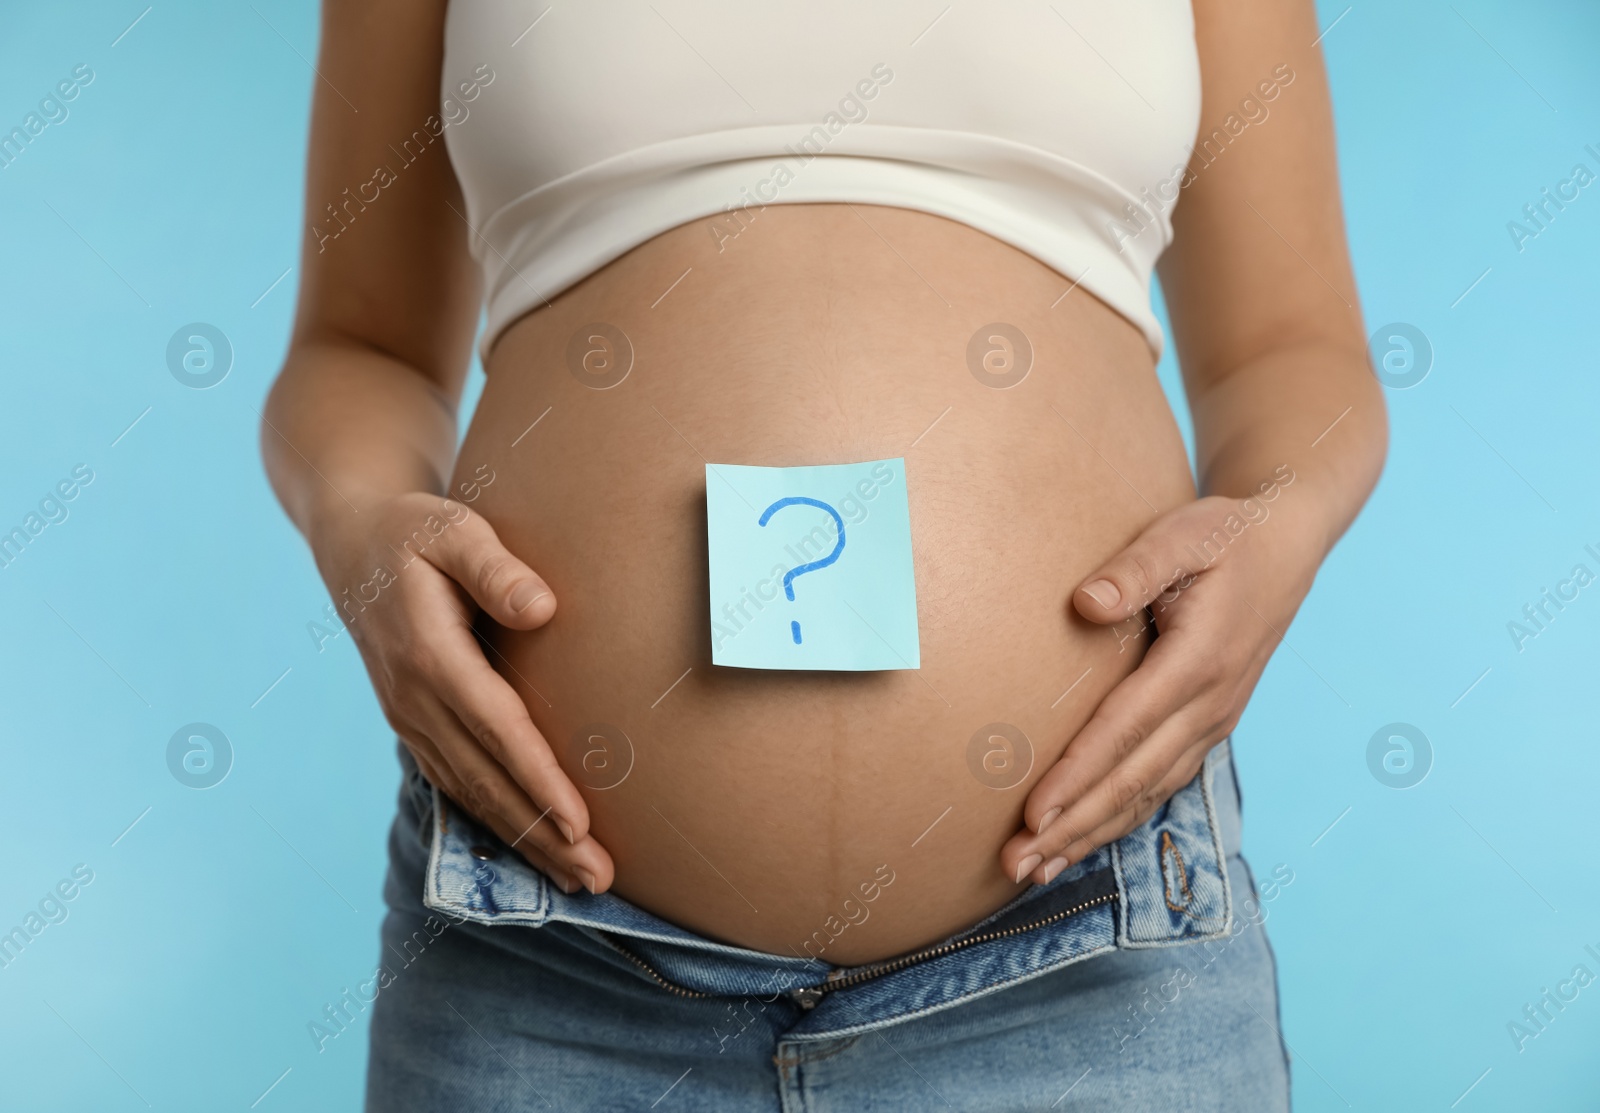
[450,203,1195,965]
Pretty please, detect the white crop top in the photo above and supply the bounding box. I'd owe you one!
[441,1,1202,361]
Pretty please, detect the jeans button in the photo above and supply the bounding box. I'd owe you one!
[469,844,499,861]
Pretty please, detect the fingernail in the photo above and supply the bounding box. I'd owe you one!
[556,873,577,894]
[555,817,575,844]
[509,583,548,613]
[1037,807,1062,834]
[572,866,597,894]
[1041,856,1070,883]
[1015,854,1043,883]
[1081,579,1121,609]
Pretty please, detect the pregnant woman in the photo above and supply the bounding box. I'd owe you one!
[263,0,1385,1108]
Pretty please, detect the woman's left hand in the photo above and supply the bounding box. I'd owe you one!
[1000,486,1324,886]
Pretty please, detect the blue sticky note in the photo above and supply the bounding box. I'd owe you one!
[705,459,920,671]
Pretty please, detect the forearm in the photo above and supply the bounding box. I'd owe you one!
[260,335,460,550]
[1187,337,1387,566]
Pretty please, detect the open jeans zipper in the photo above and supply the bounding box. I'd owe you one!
[599,890,1119,1011]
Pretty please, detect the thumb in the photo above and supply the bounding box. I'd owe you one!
[421,503,558,630]
[1073,505,1222,625]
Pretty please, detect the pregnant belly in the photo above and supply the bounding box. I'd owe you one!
[452,203,1194,965]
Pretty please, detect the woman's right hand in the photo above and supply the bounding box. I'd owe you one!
[313,491,614,894]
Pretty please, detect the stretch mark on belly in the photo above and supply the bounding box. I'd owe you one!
[756,496,846,644]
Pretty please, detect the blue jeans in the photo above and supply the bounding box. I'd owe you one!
[366,740,1291,1111]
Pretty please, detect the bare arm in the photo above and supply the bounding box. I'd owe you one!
[264,0,475,533]
[1162,0,1386,557]
[1004,0,1386,883]
[262,0,612,893]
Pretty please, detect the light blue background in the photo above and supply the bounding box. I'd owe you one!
[706,460,920,670]
[0,2,1596,1110]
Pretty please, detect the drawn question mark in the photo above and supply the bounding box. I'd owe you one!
[757,497,846,644]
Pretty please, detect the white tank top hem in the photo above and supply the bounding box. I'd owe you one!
[442,2,1202,365]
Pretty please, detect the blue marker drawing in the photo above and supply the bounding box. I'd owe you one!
[757,496,846,644]
[705,459,918,670]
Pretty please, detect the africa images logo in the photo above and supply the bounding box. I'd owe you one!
[1505,543,1600,652]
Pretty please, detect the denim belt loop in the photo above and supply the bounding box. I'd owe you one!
[423,783,553,927]
[1109,740,1235,947]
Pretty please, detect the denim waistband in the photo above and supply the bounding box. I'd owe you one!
[414,739,1240,1039]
